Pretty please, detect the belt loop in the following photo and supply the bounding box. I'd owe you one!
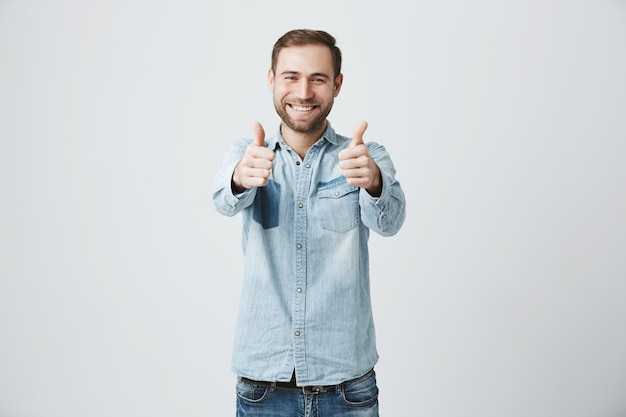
[270,381,277,392]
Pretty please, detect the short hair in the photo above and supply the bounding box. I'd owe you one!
[271,29,342,78]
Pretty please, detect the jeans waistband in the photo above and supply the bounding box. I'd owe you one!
[239,369,373,395]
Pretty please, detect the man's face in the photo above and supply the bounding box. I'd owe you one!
[269,44,342,135]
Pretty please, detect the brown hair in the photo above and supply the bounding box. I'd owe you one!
[271,29,342,78]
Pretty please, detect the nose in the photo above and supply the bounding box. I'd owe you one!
[295,79,312,100]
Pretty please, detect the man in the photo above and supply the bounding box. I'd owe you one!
[213,29,406,417]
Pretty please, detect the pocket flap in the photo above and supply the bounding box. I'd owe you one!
[318,183,359,199]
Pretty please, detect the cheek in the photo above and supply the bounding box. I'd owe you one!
[273,83,292,98]
[311,86,331,99]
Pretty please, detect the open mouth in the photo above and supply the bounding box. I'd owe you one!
[289,104,316,112]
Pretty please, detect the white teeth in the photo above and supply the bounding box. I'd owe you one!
[291,105,314,111]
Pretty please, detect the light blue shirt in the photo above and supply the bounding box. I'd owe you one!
[213,123,406,386]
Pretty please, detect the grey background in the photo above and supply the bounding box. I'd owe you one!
[1,0,625,416]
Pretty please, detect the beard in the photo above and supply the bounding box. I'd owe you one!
[273,98,334,134]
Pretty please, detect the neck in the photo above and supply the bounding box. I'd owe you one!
[280,121,327,160]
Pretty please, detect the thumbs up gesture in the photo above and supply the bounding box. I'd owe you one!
[232,121,275,193]
[338,121,382,197]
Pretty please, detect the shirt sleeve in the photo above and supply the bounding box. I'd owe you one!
[359,142,406,236]
[213,138,257,216]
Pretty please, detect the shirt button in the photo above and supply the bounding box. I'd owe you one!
[295,331,301,336]
[298,203,303,208]
[335,191,340,196]
[296,288,302,293]
[296,243,302,249]
[296,161,301,166]
[305,163,311,169]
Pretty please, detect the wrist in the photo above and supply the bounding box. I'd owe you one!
[231,165,246,194]
[366,171,382,197]
[365,165,383,197]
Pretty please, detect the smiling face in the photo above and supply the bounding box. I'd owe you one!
[268,44,343,140]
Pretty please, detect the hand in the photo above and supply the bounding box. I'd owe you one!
[338,121,382,197]
[232,121,275,193]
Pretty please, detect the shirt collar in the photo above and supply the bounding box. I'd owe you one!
[268,121,338,150]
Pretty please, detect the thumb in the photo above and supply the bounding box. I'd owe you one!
[252,121,266,147]
[351,121,368,147]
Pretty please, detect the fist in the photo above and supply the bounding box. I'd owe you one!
[338,121,382,196]
[232,121,275,193]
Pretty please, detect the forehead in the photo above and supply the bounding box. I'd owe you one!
[275,44,334,75]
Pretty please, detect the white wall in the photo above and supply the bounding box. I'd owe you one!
[1,1,625,416]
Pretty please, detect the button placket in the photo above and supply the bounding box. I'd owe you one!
[292,142,323,380]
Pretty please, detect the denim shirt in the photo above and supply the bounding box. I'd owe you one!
[213,123,406,386]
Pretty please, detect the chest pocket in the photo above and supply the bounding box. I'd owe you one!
[317,178,360,233]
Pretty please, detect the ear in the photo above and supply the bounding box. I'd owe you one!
[268,68,275,92]
[333,73,343,97]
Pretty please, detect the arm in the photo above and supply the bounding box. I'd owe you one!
[213,123,274,216]
[359,142,406,237]
[212,138,257,217]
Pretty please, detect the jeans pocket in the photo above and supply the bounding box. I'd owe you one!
[341,370,379,406]
[236,379,270,403]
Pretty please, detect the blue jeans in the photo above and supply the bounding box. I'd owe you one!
[236,369,379,417]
